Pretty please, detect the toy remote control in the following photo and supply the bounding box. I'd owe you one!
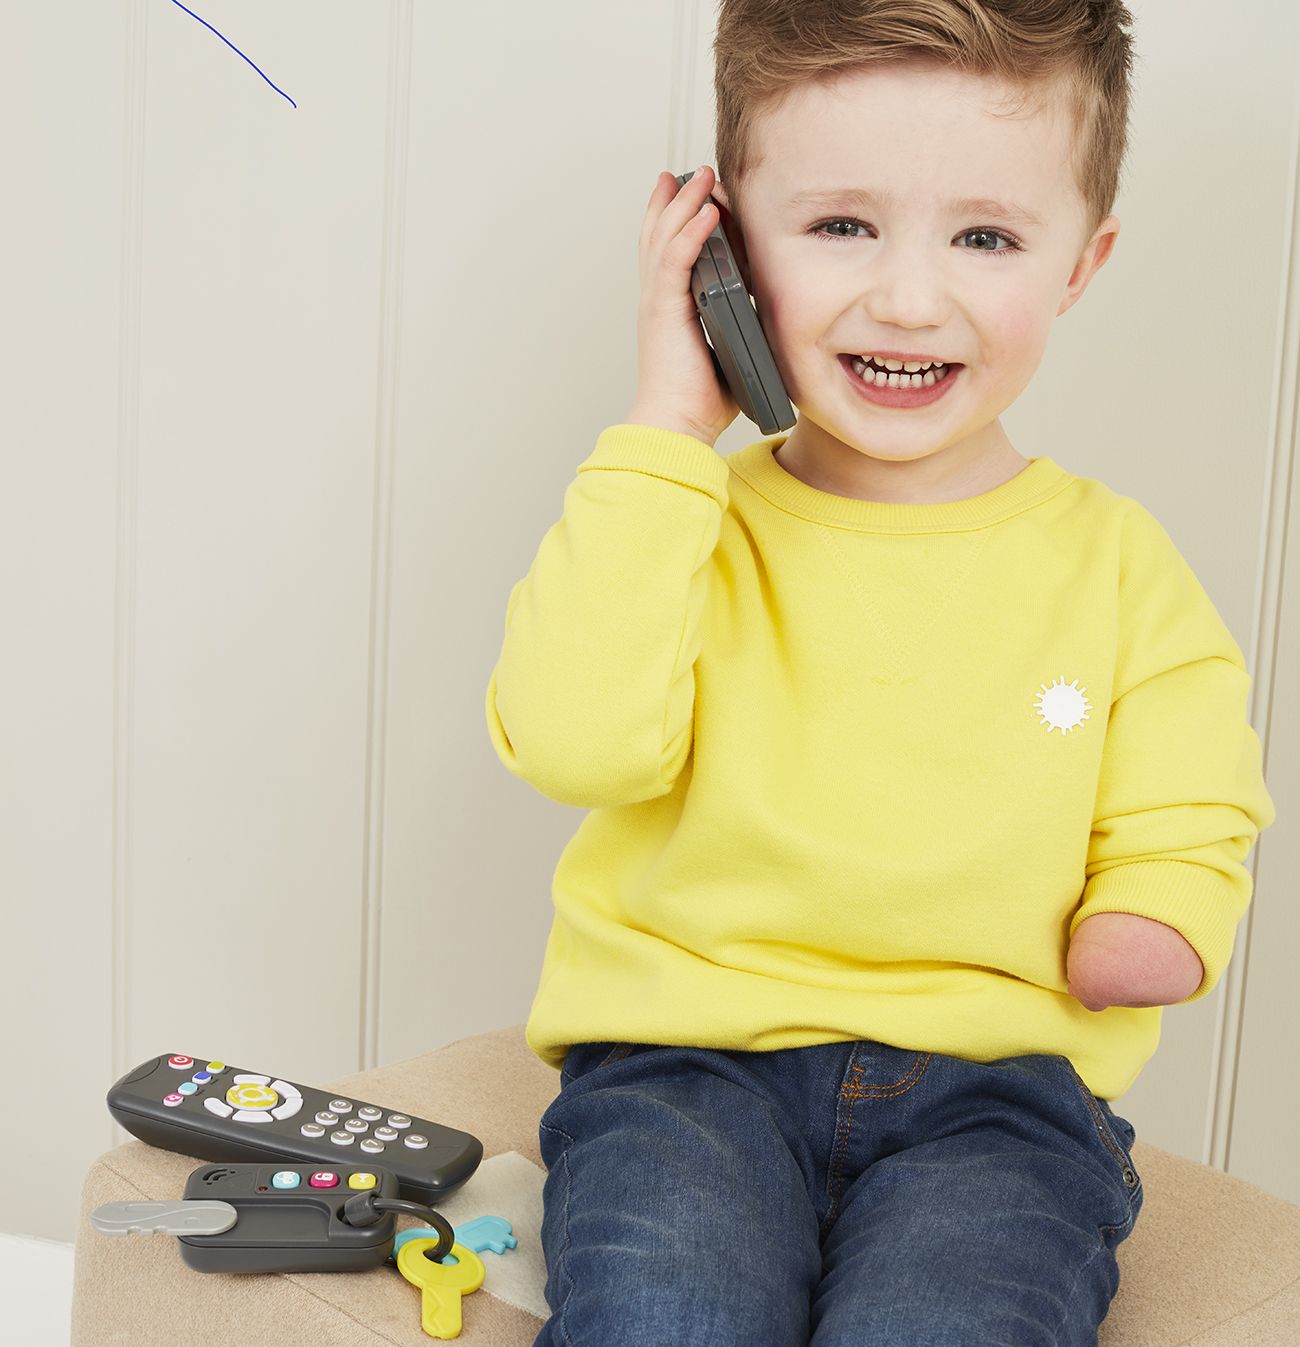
[107,1054,482,1206]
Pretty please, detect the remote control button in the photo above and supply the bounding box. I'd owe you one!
[232,1074,271,1086]
[163,1093,185,1107]
[315,1110,339,1126]
[387,1114,411,1129]
[360,1138,386,1154]
[232,1109,274,1123]
[309,1172,340,1188]
[344,1118,369,1133]
[205,1062,226,1073]
[373,1126,398,1142]
[177,1082,198,1095]
[204,1098,234,1118]
[272,1171,301,1189]
[347,1172,378,1189]
[300,1123,325,1138]
[226,1082,279,1110]
[329,1130,355,1146]
[269,1079,302,1100]
[404,1134,428,1149]
[328,1099,353,1114]
[271,1096,302,1121]
[191,1071,212,1084]
[167,1056,194,1069]
[357,1106,382,1121]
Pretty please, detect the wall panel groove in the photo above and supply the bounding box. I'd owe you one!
[108,0,150,1157]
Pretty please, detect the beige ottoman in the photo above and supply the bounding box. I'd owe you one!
[72,1024,1300,1345]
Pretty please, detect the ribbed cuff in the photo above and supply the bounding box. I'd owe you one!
[1070,859,1248,1003]
[579,424,731,509]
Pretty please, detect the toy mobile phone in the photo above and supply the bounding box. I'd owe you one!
[676,170,796,435]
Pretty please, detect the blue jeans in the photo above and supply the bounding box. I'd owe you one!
[533,1039,1143,1346]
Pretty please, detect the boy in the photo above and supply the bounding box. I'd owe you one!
[484,2,1276,1342]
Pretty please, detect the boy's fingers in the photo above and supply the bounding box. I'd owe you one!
[661,167,712,234]
[664,200,715,269]
[641,167,714,268]
[638,174,673,255]
[640,171,688,244]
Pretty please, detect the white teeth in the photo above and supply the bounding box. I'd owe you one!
[857,355,946,373]
[850,356,951,390]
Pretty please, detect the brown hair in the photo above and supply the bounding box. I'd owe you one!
[712,0,1138,245]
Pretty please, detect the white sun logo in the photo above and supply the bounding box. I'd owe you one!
[1034,676,1092,735]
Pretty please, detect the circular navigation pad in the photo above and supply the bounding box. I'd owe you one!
[226,1081,280,1111]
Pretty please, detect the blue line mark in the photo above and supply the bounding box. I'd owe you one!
[169,0,297,109]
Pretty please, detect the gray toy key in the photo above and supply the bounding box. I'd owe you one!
[91,1200,238,1237]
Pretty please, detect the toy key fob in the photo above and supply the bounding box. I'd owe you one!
[676,170,796,435]
[182,1163,401,1272]
[92,1163,404,1274]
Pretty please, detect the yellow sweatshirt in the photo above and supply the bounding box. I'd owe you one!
[484,424,1275,1100]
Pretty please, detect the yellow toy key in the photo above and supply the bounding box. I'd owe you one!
[396,1237,485,1339]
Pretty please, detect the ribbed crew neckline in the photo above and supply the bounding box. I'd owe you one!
[726,436,1073,534]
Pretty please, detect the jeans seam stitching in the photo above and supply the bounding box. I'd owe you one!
[539,1120,578,1347]
[823,1051,931,1237]
[823,1090,857,1234]
[1059,1058,1142,1202]
[839,1051,932,1099]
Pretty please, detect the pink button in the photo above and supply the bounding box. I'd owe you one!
[168,1055,194,1069]
[309,1171,339,1188]
[163,1093,185,1107]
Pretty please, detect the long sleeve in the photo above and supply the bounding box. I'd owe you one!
[1069,502,1276,1003]
[484,423,731,808]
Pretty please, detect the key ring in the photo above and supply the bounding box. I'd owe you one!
[342,1191,455,1262]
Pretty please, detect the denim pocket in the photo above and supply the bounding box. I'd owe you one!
[560,1041,636,1089]
[1056,1055,1142,1200]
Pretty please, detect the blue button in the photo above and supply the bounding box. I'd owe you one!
[272,1171,301,1189]
[191,1071,213,1084]
[177,1082,198,1095]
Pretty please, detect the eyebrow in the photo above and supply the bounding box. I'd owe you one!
[788,187,1045,227]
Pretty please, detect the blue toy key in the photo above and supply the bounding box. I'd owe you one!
[392,1214,516,1260]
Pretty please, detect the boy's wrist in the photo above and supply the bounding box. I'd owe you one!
[1067,912,1204,1010]
[622,406,718,448]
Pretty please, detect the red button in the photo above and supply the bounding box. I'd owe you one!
[163,1093,185,1107]
[309,1171,339,1188]
[168,1055,194,1069]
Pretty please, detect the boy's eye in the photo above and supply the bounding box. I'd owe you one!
[810,218,1025,258]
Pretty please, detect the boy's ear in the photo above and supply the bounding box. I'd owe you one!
[1057,215,1121,318]
[709,181,753,292]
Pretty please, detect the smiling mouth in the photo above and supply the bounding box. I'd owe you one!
[839,353,964,384]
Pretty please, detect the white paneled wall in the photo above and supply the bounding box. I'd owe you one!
[2,0,1295,1243]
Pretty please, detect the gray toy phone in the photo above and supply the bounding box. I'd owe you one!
[676,170,796,435]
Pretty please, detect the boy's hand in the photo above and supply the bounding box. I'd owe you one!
[625,167,742,448]
[1067,912,1205,1011]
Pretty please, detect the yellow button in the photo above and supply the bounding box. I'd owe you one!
[226,1082,279,1110]
[206,1062,226,1072]
[347,1173,377,1189]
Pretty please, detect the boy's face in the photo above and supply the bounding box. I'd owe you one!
[711,63,1120,502]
